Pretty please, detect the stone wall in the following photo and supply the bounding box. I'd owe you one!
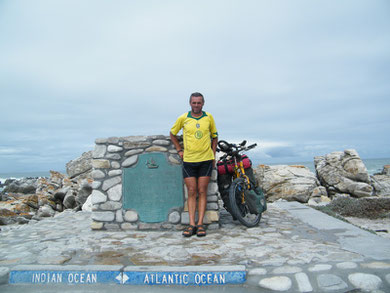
[90,135,219,230]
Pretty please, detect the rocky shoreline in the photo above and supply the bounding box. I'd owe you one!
[1,147,389,231]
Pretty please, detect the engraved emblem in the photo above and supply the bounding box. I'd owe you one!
[146,158,159,169]
[195,130,203,139]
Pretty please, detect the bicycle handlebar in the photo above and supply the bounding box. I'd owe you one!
[217,140,258,159]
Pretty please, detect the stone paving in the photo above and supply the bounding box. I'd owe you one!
[1,201,390,292]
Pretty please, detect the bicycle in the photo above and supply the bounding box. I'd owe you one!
[216,140,266,227]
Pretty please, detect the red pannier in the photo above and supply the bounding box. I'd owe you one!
[217,155,252,175]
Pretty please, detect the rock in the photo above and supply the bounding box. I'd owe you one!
[308,264,332,272]
[63,190,76,209]
[254,165,319,203]
[3,178,38,194]
[311,186,328,197]
[91,190,107,204]
[324,196,390,219]
[168,211,181,224]
[92,159,110,169]
[295,273,313,293]
[75,179,92,206]
[258,276,292,291]
[53,186,70,202]
[315,149,373,198]
[102,176,121,191]
[124,210,138,222]
[123,139,151,149]
[125,149,144,157]
[0,267,10,285]
[100,201,122,210]
[116,210,123,222]
[377,165,390,176]
[91,221,104,230]
[82,194,93,212]
[93,144,106,159]
[168,155,181,165]
[153,139,170,146]
[0,208,18,225]
[248,268,267,276]
[317,274,348,291]
[308,195,331,206]
[107,184,122,201]
[25,194,38,209]
[360,261,390,269]
[108,170,122,177]
[336,262,358,269]
[66,151,93,179]
[207,182,218,195]
[49,171,66,187]
[91,211,115,222]
[91,170,105,179]
[107,145,123,153]
[122,155,138,168]
[273,266,302,274]
[205,210,219,223]
[38,205,55,217]
[121,222,137,230]
[371,174,390,196]
[145,146,168,152]
[348,273,382,291]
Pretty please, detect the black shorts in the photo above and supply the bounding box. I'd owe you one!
[182,160,213,178]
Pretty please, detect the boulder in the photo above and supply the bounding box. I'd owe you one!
[63,190,76,209]
[315,149,373,198]
[379,165,390,176]
[0,208,18,225]
[82,194,93,212]
[53,186,71,202]
[48,171,66,188]
[66,151,93,179]
[3,178,38,194]
[0,167,94,225]
[254,165,319,203]
[75,179,93,206]
[371,174,390,197]
[37,205,56,217]
[370,165,390,197]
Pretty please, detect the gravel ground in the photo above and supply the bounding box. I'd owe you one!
[312,196,390,239]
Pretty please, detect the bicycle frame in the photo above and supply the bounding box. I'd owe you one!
[232,156,251,204]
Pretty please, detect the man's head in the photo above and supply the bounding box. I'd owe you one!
[189,92,205,103]
[189,92,204,115]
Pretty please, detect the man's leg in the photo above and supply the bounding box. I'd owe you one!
[184,177,198,227]
[196,176,210,226]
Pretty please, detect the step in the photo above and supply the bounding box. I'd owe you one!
[8,265,246,286]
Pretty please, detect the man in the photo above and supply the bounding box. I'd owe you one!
[170,92,218,237]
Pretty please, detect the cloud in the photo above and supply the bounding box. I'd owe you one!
[0,146,30,156]
[0,0,389,172]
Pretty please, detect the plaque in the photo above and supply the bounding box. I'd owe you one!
[122,153,183,223]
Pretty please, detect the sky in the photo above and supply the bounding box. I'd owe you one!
[0,0,390,173]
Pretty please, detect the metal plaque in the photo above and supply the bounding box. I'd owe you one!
[122,153,183,223]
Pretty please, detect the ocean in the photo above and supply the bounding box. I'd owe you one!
[0,158,389,185]
[0,170,65,185]
[263,158,390,175]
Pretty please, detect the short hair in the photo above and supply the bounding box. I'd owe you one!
[189,92,204,103]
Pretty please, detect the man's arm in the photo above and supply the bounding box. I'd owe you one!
[212,137,218,167]
[170,132,184,159]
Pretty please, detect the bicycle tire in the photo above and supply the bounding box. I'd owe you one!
[228,177,261,227]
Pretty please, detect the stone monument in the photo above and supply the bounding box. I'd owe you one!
[90,135,220,230]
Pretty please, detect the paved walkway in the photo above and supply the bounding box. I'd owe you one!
[1,201,390,292]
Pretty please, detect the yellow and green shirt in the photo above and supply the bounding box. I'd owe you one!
[170,111,218,163]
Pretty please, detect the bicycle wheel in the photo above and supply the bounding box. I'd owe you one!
[228,177,261,227]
